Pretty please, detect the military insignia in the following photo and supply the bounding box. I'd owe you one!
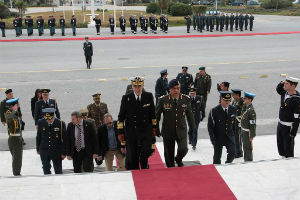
[42,127,46,131]
[143,104,150,108]
[164,103,172,110]
[182,104,187,108]
[284,103,287,107]
[56,134,59,138]
[54,128,59,131]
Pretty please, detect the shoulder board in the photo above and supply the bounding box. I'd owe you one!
[5,110,11,115]
[182,94,190,99]
[159,94,168,99]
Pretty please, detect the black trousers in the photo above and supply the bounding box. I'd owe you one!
[213,138,235,164]
[277,123,294,158]
[85,56,92,69]
[230,24,234,32]
[96,25,100,33]
[73,149,93,173]
[250,23,253,31]
[163,135,188,168]
[187,25,190,32]
[40,151,62,174]
[225,23,229,30]
[110,25,114,33]
[245,22,248,30]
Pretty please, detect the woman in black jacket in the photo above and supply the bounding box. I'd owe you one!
[31,89,42,119]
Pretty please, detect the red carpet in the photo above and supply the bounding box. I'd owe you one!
[148,146,166,169]
[132,165,236,200]
[0,31,299,42]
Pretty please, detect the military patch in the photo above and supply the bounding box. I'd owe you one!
[163,103,172,110]
[181,104,187,108]
[42,127,45,131]
[54,128,59,131]
[56,134,59,138]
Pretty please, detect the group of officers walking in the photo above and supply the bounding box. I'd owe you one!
[185,12,255,33]
[1,69,299,176]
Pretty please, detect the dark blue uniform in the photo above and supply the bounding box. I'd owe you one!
[36,118,66,174]
[155,77,168,103]
[208,104,236,164]
[176,73,193,95]
[188,95,202,147]
[34,99,60,125]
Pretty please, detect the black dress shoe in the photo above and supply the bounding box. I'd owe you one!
[192,146,196,150]
[175,157,184,167]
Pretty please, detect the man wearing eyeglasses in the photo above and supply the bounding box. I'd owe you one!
[117,76,157,170]
[97,113,125,171]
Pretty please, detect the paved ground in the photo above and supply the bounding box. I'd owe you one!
[0,15,299,150]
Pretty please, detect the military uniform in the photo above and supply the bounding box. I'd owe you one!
[229,14,234,32]
[48,16,56,36]
[83,39,93,69]
[193,15,196,30]
[235,14,239,30]
[176,67,193,95]
[119,16,126,34]
[240,95,256,162]
[71,16,77,36]
[36,108,66,174]
[117,77,157,170]
[155,69,169,103]
[244,14,249,30]
[184,16,192,33]
[5,98,23,176]
[225,14,230,31]
[276,79,300,158]
[93,17,101,35]
[215,15,220,31]
[0,19,5,37]
[109,16,115,34]
[239,14,244,31]
[37,16,44,36]
[25,16,33,36]
[59,17,65,36]
[156,87,195,167]
[1,90,23,126]
[207,92,236,164]
[249,15,254,31]
[220,14,225,32]
[194,67,211,119]
[13,18,19,37]
[162,16,168,33]
[87,98,108,129]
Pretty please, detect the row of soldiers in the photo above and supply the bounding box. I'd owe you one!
[185,13,255,33]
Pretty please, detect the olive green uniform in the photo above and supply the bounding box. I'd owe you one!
[194,73,211,119]
[87,102,108,128]
[156,94,195,167]
[6,110,23,176]
[240,103,256,161]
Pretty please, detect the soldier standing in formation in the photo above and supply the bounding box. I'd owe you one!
[71,15,77,36]
[109,14,115,34]
[235,13,239,31]
[117,76,157,170]
[119,15,126,35]
[59,15,65,36]
[156,79,195,167]
[194,66,211,120]
[244,13,249,30]
[229,13,234,32]
[208,91,236,164]
[239,13,244,32]
[93,15,101,35]
[231,89,244,158]
[176,66,193,95]
[276,77,300,158]
[151,15,158,34]
[48,15,56,36]
[155,69,169,104]
[0,18,5,37]
[249,14,254,31]
[184,15,192,33]
[188,88,202,150]
[13,16,20,37]
[36,108,66,174]
[240,92,256,162]
[87,93,108,129]
[225,13,230,31]
[193,14,196,30]
[162,15,168,33]
[215,13,220,31]
[142,15,149,34]
[5,98,23,176]
[37,16,44,36]
[25,16,33,36]
[129,15,135,34]
[83,37,93,69]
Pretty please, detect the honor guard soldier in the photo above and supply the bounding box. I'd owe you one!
[139,14,144,32]
[93,15,101,35]
[276,77,300,158]
[13,16,20,37]
[215,14,220,31]
[18,15,22,35]
[59,15,65,36]
[37,16,44,36]
[193,14,196,30]
[149,14,154,33]
[34,89,60,126]
[194,66,211,120]
[0,18,6,37]
[239,13,244,31]
[162,15,168,33]
[235,13,239,31]
[244,13,249,30]
[109,14,115,34]
[36,108,67,175]
[240,92,256,162]
[231,89,244,158]
[198,14,205,33]
[249,14,254,31]
[117,76,157,170]
[155,69,169,104]
[87,93,108,129]
[48,15,56,36]
[119,15,126,35]
[207,91,236,164]
[159,14,164,31]
[71,15,77,36]
[225,13,230,31]
[184,15,192,33]
[143,15,148,34]
[176,66,193,95]
[188,88,202,150]
[83,37,93,69]
[156,79,195,167]
[25,16,33,36]
[133,15,138,34]
[129,14,134,33]
[5,98,23,176]
[220,13,225,32]
[229,13,234,32]
[152,15,158,34]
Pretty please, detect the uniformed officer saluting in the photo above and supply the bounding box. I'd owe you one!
[208,91,236,164]
[117,76,157,170]
[156,79,195,167]
[34,89,60,126]
[93,15,101,35]
[36,108,67,175]
[5,98,23,176]
[240,92,256,162]
[276,77,300,158]
[176,66,193,95]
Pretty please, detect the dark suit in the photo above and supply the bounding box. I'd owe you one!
[36,118,66,174]
[34,99,60,125]
[207,104,236,164]
[66,119,98,173]
[117,91,156,170]
[155,77,168,103]
[188,95,202,147]
[83,42,93,69]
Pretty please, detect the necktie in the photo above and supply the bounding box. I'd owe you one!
[174,99,177,106]
[76,124,82,152]
[225,108,228,119]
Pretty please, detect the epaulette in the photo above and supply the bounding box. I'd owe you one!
[159,94,168,99]
[182,94,190,99]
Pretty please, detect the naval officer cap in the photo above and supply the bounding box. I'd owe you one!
[286,77,300,84]
[160,69,168,75]
[244,92,256,99]
[220,91,232,101]
[168,79,180,89]
[182,66,188,70]
[41,89,51,94]
[6,98,19,106]
[42,108,56,120]
[231,89,242,95]
[189,88,197,93]
[92,93,101,98]
[131,76,144,86]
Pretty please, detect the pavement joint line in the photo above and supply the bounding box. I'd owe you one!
[0,59,299,75]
